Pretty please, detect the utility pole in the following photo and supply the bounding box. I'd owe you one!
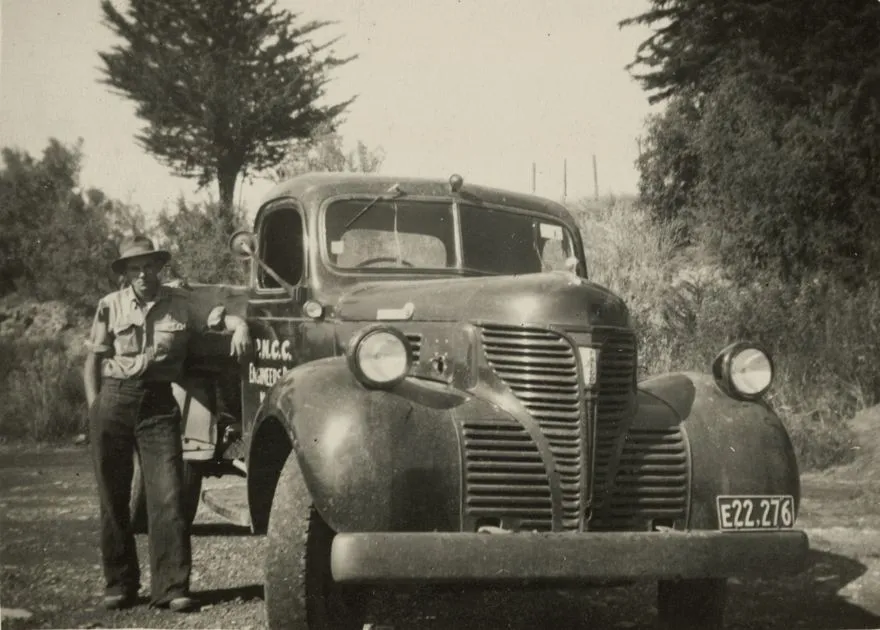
[531,162,536,193]
[592,154,599,200]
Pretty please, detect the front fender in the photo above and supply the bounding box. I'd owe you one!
[248,357,463,534]
[636,372,801,529]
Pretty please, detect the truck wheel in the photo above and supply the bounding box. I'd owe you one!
[657,578,725,629]
[130,454,203,534]
[264,454,366,630]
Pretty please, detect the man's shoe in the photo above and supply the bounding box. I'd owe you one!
[168,596,199,613]
[103,592,137,610]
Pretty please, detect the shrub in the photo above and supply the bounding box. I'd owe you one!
[0,337,88,442]
[156,198,249,285]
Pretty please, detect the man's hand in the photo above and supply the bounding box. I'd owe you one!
[230,323,252,359]
[222,314,252,360]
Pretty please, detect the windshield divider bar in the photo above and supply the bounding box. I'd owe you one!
[452,198,463,267]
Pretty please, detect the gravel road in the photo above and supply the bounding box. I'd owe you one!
[2,447,879,630]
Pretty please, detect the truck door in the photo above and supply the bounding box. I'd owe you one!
[241,201,309,435]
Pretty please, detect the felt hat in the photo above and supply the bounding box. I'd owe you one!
[111,235,171,275]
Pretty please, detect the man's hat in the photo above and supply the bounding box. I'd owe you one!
[111,235,171,275]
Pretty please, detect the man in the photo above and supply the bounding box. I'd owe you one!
[83,235,251,612]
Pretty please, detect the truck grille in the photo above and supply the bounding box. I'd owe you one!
[479,325,582,530]
[473,324,686,532]
[590,427,688,530]
[462,419,553,531]
[591,330,638,505]
[588,330,688,529]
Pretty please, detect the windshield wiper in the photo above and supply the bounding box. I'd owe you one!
[344,183,403,229]
[455,267,501,276]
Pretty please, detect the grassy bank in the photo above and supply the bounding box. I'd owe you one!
[0,337,89,442]
[574,195,872,470]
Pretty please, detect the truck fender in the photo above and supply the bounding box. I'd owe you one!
[247,357,461,535]
[636,372,800,529]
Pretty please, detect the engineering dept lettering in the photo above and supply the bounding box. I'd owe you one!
[248,364,289,387]
[249,337,294,402]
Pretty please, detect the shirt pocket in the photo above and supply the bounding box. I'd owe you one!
[154,318,188,355]
[112,322,141,356]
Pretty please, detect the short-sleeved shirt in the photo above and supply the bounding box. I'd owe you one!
[88,285,225,382]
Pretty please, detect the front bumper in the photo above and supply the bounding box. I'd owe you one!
[331,530,809,584]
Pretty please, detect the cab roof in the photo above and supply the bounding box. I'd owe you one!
[258,172,576,226]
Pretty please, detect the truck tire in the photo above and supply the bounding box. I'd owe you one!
[130,453,203,534]
[264,454,366,630]
[657,578,725,630]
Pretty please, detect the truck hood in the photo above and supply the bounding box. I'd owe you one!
[332,272,630,328]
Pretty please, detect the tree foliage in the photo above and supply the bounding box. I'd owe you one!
[0,139,123,310]
[635,98,700,234]
[623,0,880,284]
[694,76,880,282]
[98,0,355,228]
[155,199,249,285]
[273,122,385,180]
[622,0,880,105]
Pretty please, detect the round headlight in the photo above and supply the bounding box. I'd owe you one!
[348,327,411,389]
[730,347,773,396]
[713,342,774,400]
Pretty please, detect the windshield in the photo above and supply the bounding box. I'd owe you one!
[459,204,576,275]
[325,199,455,270]
[324,198,577,274]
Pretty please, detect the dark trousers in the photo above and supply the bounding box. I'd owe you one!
[89,377,191,604]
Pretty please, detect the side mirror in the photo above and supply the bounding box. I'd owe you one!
[228,228,297,296]
[229,230,257,260]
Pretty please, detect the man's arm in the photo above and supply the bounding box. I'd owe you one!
[84,353,102,407]
[196,298,252,360]
[83,300,112,406]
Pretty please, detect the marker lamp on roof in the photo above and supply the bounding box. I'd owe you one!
[347,326,412,389]
[712,342,774,400]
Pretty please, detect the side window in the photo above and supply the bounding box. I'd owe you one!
[538,232,573,271]
[259,207,305,289]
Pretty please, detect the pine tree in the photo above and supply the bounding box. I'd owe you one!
[621,0,880,106]
[98,0,354,229]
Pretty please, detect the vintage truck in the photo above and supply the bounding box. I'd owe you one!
[152,172,808,629]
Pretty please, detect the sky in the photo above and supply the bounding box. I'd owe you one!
[0,0,659,221]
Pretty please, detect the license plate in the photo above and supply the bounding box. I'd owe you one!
[716,495,795,531]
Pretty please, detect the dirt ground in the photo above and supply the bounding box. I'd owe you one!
[2,446,880,630]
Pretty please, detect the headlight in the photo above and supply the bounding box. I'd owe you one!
[347,326,412,389]
[712,342,774,400]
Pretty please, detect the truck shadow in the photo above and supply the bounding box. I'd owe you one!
[358,549,880,629]
[190,522,252,537]
[194,583,264,607]
[724,548,880,630]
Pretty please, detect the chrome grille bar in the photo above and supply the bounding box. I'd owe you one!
[590,331,637,505]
